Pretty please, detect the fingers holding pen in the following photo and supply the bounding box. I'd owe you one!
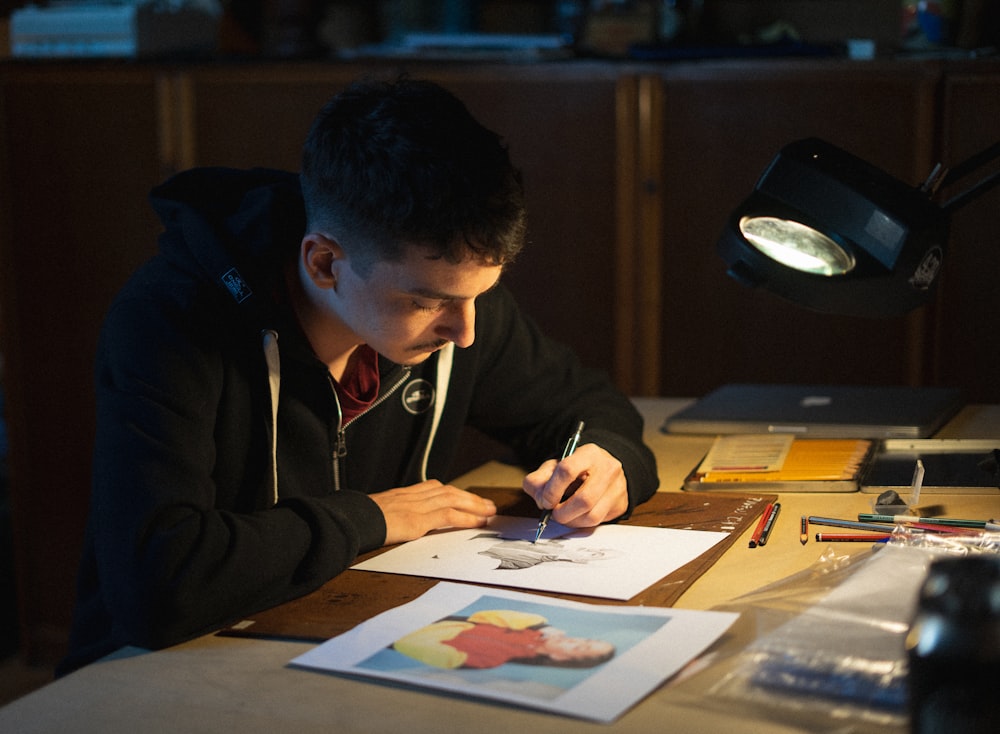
[523,445,629,527]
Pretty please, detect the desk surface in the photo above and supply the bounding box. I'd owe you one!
[3,399,999,733]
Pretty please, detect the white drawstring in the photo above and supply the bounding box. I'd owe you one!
[420,342,454,481]
[261,329,281,505]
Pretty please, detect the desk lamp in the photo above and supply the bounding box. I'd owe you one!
[718,137,1000,317]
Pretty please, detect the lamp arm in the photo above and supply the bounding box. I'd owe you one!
[942,169,1000,215]
[939,140,1000,215]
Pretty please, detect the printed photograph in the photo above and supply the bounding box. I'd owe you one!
[357,594,669,701]
[292,583,739,722]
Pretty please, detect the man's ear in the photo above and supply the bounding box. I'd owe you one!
[300,232,345,290]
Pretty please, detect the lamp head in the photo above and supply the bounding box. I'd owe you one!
[718,138,949,318]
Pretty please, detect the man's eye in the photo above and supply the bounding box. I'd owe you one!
[412,299,445,312]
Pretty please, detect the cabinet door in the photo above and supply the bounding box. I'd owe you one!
[651,61,942,396]
[182,66,359,170]
[435,69,622,377]
[0,67,163,662]
[935,69,1000,403]
[183,64,622,380]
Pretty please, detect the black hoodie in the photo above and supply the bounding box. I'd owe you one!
[59,168,659,674]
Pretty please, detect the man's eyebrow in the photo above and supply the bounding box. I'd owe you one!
[407,279,502,301]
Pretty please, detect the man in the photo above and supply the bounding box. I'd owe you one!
[59,78,658,675]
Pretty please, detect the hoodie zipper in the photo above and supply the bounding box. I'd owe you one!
[329,366,412,491]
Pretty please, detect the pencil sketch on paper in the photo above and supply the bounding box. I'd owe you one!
[291,582,740,723]
[472,532,623,570]
[352,515,728,600]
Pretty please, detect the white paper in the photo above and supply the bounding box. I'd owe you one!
[291,582,738,722]
[352,515,728,600]
[698,433,795,473]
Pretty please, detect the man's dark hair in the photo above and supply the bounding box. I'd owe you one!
[301,77,526,274]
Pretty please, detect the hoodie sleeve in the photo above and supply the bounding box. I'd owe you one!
[459,287,659,515]
[87,272,385,651]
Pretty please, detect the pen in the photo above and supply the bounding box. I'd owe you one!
[757,502,781,547]
[800,515,808,545]
[532,421,585,543]
[748,502,774,548]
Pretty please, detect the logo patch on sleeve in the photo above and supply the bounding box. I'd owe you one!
[221,268,253,303]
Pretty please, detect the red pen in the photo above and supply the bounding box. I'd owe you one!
[749,502,774,548]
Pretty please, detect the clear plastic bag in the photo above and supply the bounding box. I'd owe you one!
[667,529,1000,733]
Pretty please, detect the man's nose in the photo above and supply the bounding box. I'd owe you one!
[438,300,476,348]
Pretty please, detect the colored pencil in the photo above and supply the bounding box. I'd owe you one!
[807,516,889,533]
[815,533,891,543]
[858,513,998,530]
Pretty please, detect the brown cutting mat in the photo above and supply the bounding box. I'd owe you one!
[219,488,775,642]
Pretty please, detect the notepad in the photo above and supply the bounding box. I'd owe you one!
[683,435,874,492]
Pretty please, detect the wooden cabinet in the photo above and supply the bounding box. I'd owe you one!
[934,68,1000,405]
[630,60,999,403]
[641,60,945,396]
[2,57,998,664]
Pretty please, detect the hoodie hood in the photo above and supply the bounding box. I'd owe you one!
[149,167,305,327]
[149,168,307,506]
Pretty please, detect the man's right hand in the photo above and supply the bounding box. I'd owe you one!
[370,480,497,546]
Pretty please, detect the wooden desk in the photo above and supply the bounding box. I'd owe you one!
[464,399,1000,610]
[2,399,998,734]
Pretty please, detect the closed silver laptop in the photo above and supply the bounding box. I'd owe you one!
[663,384,964,439]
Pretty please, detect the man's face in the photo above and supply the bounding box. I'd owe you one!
[335,246,504,365]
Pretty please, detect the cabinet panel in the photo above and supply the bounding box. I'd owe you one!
[652,61,941,396]
[185,64,621,378]
[438,71,620,377]
[187,67,359,169]
[0,68,163,662]
[936,71,1000,402]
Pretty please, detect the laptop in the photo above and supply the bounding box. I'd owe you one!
[662,383,965,439]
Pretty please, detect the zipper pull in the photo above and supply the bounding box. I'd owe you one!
[334,427,347,458]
